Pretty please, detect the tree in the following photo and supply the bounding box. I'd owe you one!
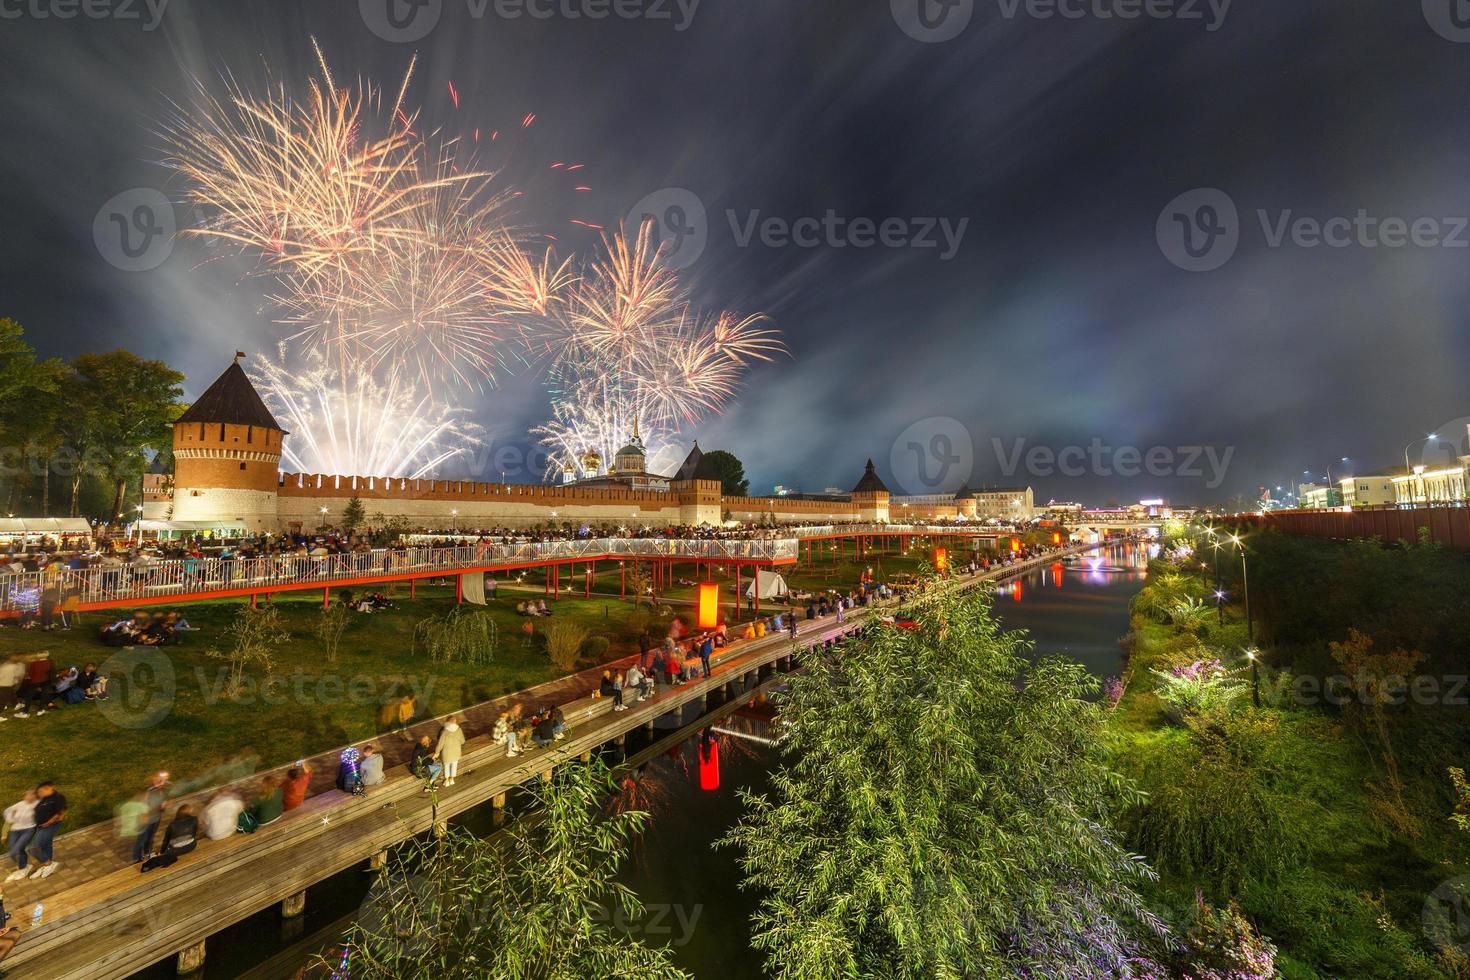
[67,351,185,521]
[702,450,749,497]
[334,759,689,979]
[0,319,64,513]
[724,579,1166,978]
[206,603,289,697]
[341,495,366,534]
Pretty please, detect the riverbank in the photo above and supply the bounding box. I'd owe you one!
[1105,530,1470,979]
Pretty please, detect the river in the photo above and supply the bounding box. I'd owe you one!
[131,540,1149,979]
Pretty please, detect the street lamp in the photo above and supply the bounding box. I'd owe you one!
[1229,533,1253,645]
[451,508,459,531]
[1245,647,1260,708]
[1405,434,1437,506]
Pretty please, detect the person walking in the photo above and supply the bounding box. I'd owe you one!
[434,716,466,787]
[132,772,169,864]
[699,634,713,679]
[3,790,37,882]
[638,631,653,672]
[25,782,65,880]
[788,613,798,640]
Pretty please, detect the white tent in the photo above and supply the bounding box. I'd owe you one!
[743,569,789,600]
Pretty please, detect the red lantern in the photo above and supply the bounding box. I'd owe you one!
[1011,538,1021,553]
[1052,532,1062,545]
[697,581,720,630]
[933,547,948,572]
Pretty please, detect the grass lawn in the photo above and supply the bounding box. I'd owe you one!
[0,585,667,826]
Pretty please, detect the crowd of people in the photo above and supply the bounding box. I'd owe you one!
[99,610,198,646]
[0,655,106,719]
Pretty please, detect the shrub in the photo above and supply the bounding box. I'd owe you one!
[1152,658,1246,717]
[415,609,497,666]
[580,635,611,662]
[315,602,350,663]
[543,620,589,671]
[1173,897,1277,980]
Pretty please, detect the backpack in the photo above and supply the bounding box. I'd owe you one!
[236,810,259,835]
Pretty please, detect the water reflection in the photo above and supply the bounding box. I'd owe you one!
[992,541,1154,677]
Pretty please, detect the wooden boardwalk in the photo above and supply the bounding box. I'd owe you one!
[0,545,1097,979]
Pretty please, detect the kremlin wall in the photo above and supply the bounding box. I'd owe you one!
[152,359,1007,533]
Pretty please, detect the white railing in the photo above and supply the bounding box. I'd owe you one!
[0,538,800,611]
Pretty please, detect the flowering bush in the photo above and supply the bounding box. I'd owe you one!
[1104,676,1126,709]
[1178,897,1277,980]
[1151,658,1245,716]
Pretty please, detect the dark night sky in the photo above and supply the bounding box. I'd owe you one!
[0,0,1465,504]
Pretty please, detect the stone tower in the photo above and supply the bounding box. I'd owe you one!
[851,459,890,523]
[170,354,285,532]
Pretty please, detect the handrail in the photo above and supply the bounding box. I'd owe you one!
[0,538,800,612]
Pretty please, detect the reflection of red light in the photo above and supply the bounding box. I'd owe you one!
[1052,564,1062,587]
[699,740,720,792]
[1011,581,1022,601]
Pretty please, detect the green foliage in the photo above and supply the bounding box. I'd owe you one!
[1150,657,1246,717]
[580,634,611,661]
[66,350,185,519]
[415,608,498,666]
[315,601,351,663]
[334,759,689,979]
[205,603,289,697]
[1121,717,1303,897]
[725,581,1164,978]
[341,495,366,533]
[702,449,749,497]
[543,619,589,670]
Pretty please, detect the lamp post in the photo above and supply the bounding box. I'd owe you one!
[1230,533,1253,645]
[1404,434,1437,506]
[451,508,459,532]
[1246,647,1260,708]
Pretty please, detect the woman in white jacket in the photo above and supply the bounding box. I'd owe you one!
[434,717,467,786]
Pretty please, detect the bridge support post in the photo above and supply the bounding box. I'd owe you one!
[643,720,654,735]
[281,890,306,919]
[177,939,206,975]
[580,751,592,763]
[370,849,388,870]
[322,587,330,609]
[410,578,416,600]
[456,574,463,605]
